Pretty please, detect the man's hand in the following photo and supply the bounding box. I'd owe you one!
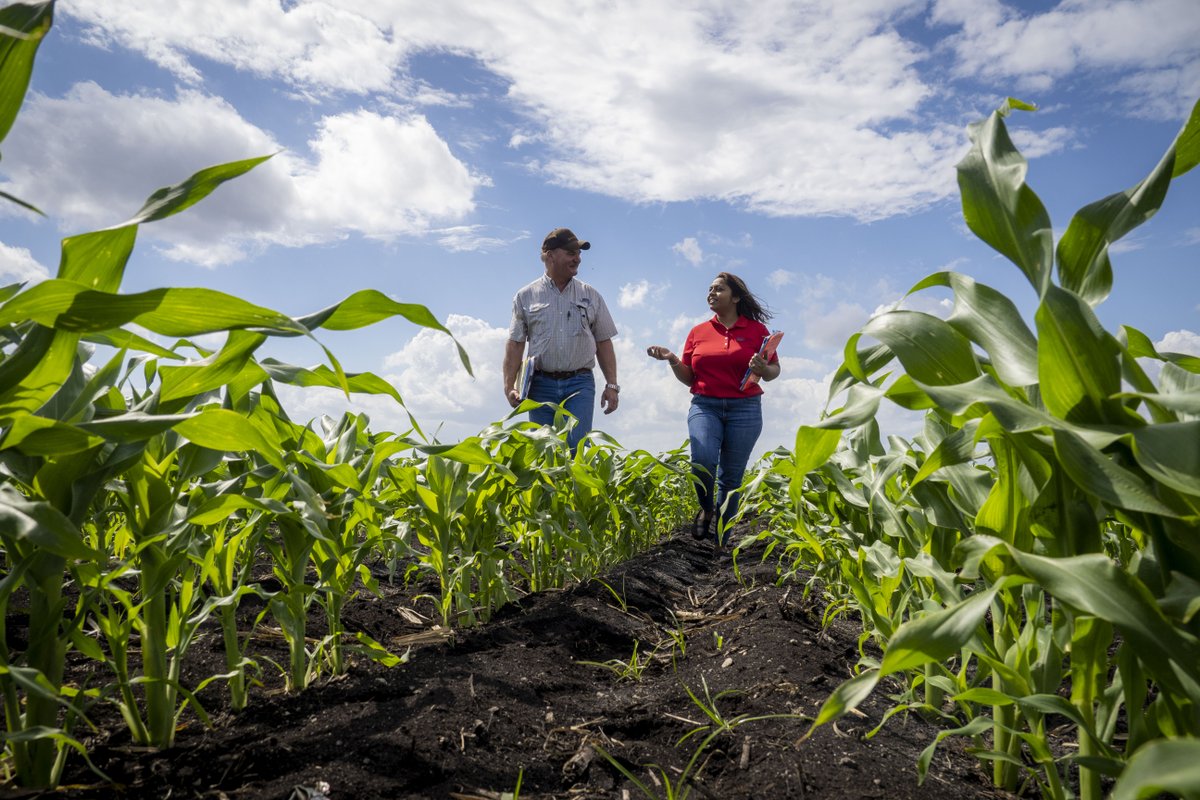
[600,386,619,414]
[506,388,521,408]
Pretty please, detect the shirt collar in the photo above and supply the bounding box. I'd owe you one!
[710,314,748,331]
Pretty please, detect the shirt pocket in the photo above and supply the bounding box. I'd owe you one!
[574,302,592,335]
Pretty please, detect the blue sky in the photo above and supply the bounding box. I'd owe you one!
[1,0,1198,456]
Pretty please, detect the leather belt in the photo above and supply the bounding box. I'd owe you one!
[537,368,591,380]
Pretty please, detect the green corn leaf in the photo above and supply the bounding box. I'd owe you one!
[159,330,268,403]
[792,426,843,476]
[83,328,184,360]
[1036,286,1124,424]
[1170,95,1200,178]
[261,360,407,405]
[0,415,102,454]
[862,310,980,386]
[1055,99,1189,305]
[818,383,884,429]
[1121,326,1200,373]
[0,326,78,418]
[1052,428,1181,518]
[56,226,137,292]
[0,280,306,336]
[1011,550,1200,703]
[296,288,473,376]
[879,580,1004,676]
[415,438,494,466]
[0,187,42,215]
[1128,422,1200,498]
[0,486,103,560]
[807,668,881,734]
[76,411,197,442]
[125,154,273,225]
[827,340,892,404]
[174,408,285,470]
[1111,738,1200,800]
[0,0,52,143]
[186,494,289,526]
[912,271,1038,387]
[909,418,982,487]
[955,103,1054,297]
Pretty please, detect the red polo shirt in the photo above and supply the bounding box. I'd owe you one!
[682,316,777,398]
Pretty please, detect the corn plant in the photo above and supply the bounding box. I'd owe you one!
[751,96,1200,799]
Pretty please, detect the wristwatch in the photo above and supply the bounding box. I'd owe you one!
[605,383,620,393]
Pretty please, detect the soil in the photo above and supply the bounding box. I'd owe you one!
[9,523,1021,800]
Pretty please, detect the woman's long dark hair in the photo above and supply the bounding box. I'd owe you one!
[717,272,772,324]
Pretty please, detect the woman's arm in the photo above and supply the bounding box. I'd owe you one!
[647,345,694,386]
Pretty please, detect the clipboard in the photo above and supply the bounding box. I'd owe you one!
[738,331,783,391]
[514,355,536,400]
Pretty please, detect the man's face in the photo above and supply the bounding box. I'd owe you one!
[546,246,582,280]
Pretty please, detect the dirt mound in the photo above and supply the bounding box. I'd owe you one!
[39,525,1015,799]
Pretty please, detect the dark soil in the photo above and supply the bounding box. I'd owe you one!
[10,524,1020,800]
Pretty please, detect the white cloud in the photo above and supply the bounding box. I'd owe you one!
[932,0,1200,120]
[619,279,658,309]
[58,1,1200,223]
[0,243,50,284]
[65,1,405,95]
[61,1,961,221]
[673,237,704,267]
[803,301,871,352]
[1009,125,1076,159]
[0,84,485,265]
[767,269,796,289]
[1157,329,1200,356]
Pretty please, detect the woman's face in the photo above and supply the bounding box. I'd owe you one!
[707,278,739,314]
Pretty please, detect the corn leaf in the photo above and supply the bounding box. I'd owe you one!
[174,409,285,470]
[126,155,273,226]
[1051,428,1180,517]
[0,280,306,336]
[1111,738,1200,800]
[296,288,473,377]
[955,104,1053,297]
[0,0,52,142]
[1035,286,1124,424]
[0,486,103,560]
[912,271,1038,387]
[862,311,980,386]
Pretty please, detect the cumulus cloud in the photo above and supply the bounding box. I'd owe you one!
[0,243,50,284]
[1157,329,1200,356]
[803,301,871,352]
[59,1,960,221]
[0,84,486,266]
[673,237,704,266]
[767,269,796,289]
[619,280,668,309]
[932,0,1200,119]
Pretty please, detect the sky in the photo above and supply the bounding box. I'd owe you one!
[1,0,1198,458]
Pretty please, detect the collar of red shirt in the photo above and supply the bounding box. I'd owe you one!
[709,314,748,331]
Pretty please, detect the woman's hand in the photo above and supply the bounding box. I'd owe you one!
[749,353,780,381]
[646,345,678,365]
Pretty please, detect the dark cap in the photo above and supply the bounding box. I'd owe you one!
[542,227,591,252]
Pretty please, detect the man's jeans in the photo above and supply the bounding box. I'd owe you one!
[687,394,763,540]
[528,371,595,451]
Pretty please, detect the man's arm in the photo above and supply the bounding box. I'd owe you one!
[503,339,525,408]
[596,337,619,414]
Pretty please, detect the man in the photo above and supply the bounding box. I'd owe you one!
[503,227,619,450]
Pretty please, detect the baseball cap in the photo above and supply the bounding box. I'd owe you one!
[542,228,591,252]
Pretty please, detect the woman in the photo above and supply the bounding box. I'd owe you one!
[647,272,780,545]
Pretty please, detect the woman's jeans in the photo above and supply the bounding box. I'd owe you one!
[688,394,763,541]
[528,372,595,451]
